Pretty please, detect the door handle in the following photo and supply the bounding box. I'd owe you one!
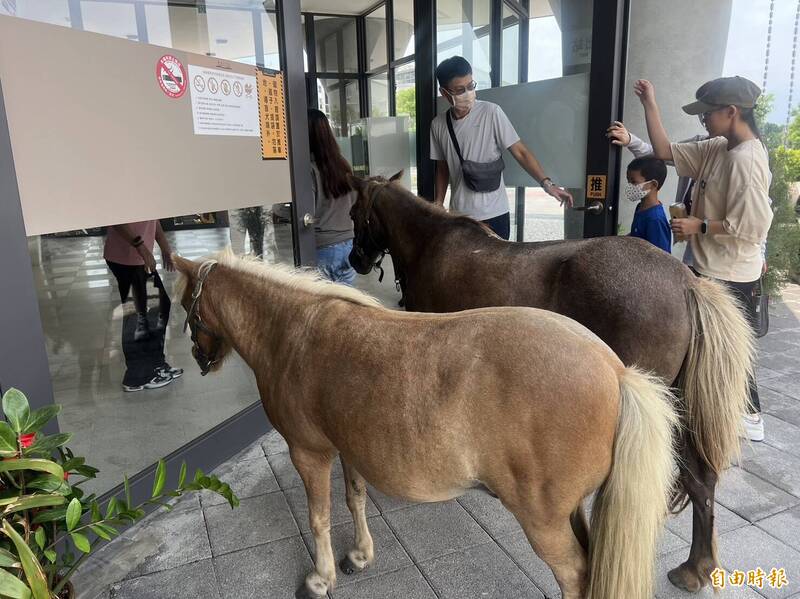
[572,201,603,214]
[303,213,317,227]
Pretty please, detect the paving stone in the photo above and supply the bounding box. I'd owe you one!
[384,501,491,563]
[762,414,800,459]
[267,451,344,490]
[716,466,800,522]
[301,516,412,588]
[204,456,279,506]
[420,541,544,599]
[111,559,221,599]
[759,365,786,381]
[759,337,800,355]
[457,488,522,539]
[261,429,289,456]
[763,374,800,401]
[717,525,800,598]
[230,438,266,462]
[494,530,560,598]
[757,505,800,552]
[284,476,379,534]
[367,485,416,514]
[738,443,800,499]
[213,536,313,599]
[655,548,765,598]
[330,566,437,599]
[762,387,800,428]
[205,492,299,556]
[666,501,748,542]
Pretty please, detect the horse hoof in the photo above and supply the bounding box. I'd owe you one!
[667,562,706,593]
[294,584,325,599]
[340,555,365,576]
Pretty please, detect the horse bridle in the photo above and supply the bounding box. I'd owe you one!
[352,181,390,283]
[183,260,222,376]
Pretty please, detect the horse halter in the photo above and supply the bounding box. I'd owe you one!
[352,181,389,282]
[183,260,221,376]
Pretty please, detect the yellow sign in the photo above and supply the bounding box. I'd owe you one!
[586,174,607,199]
[257,70,288,160]
[711,567,789,590]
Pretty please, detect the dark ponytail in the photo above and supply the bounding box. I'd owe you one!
[741,108,762,140]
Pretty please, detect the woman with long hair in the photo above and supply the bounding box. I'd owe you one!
[307,108,357,285]
[636,76,773,442]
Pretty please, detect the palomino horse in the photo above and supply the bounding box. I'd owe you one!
[347,175,756,593]
[174,251,678,599]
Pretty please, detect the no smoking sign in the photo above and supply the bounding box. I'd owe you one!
[156,55,187,99]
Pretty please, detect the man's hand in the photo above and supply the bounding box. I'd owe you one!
[136,245,157,273]
[671,216,702,237]
[546,184,574,208]
[606,121,632,146]
[634,79,657,107]
[162,251,176,272]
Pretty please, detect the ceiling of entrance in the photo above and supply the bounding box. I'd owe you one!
[300,0,380,14]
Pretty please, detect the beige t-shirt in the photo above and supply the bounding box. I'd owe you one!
[671,137,772,282]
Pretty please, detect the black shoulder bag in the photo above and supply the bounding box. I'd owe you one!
[446,110,505,193]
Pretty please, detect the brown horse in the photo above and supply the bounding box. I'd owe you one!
[174,251,678,599]
[347,175,756,593]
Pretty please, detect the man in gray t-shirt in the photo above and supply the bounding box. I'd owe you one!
[431,56,573,239]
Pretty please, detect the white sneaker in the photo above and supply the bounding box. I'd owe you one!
[742,413,765,442]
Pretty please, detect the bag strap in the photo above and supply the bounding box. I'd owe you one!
[445,110,465,164]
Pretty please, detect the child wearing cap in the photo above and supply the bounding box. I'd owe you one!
[634,75,772,443]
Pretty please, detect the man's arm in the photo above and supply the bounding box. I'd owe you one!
[508,141,573,207]
[155,221,175,272]
[634,80,673,162]
[434,160,449,206]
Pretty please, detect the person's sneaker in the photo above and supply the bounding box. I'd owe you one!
[157,365,183,379]
[123,373,173,393]
[742,413,765,442]
[134,313,150,342]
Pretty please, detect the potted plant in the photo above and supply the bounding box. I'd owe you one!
[0,388,239,599]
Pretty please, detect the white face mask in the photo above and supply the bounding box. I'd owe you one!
[625,181,653,203]
[450,89,476,112]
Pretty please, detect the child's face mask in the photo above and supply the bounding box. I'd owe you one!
[625,181,654,203]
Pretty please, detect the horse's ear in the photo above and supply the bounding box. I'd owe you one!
[348,174,364,192]
[172,254,197,277]
[389,170,404,182]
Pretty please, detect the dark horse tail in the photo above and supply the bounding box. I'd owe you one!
[673,277,756,509]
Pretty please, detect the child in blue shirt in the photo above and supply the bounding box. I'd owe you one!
[626,156,671,253]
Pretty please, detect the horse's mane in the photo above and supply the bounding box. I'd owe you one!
[206,248,383,308]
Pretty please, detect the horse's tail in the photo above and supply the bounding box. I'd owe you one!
[679,276,755,479]
[587,367,678,599]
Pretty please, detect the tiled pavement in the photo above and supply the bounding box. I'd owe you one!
[72,284,800,599]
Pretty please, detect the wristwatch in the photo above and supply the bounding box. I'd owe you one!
[541,178,554,190]
[700,219,709,234]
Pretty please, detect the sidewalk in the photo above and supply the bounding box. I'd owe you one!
[74,285,800,599]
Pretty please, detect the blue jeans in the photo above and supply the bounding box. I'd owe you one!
[317,239,356,286]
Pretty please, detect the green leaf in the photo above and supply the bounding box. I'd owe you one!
[89,525,112,541]
[152,460,166,498]
[1,494,65,517]
[94,523,118,538]
[0,567,31,599]
[66,498,81,532]
[105,498,118,520]
[26,474,70,495]
[90,501,101,523]
[0,459,64,479]
[70,532,90,554]
[0,422,18,457]
[2,389,30,434]
[25,433,72,456]
[42,550,56,565]
[60,457,85,472]
[31,507,67,525]
[1,520,49,599]
[22,405,61,435]
[74,465,99,478]
[177,462,187,488]
[33,528,45,552]
[0,548,20,568]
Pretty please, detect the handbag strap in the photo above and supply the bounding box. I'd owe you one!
[445,110,465,164]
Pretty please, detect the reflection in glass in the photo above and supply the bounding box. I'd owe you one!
[145,3,173,48]
[394,62,417,190]
[393,0,415,60]
[318,78,360,137]
[3,0,71,27]
[261,12,281,70]
[502,6,521,86]
[80,1,137,40]
[30,209,293,495]
[365,6,387,71]
[315,16,358,73]
[369,73,390,118]
[207,7,255,63]
[436,0,491,90]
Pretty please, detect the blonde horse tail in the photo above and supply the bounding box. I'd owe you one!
[587,367,679,599]
[680,276,756,476]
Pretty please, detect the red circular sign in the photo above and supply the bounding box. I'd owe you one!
[156,55,187,99]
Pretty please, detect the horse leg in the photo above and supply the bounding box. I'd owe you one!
[339,458,375,575]
[291,448,336,599]
[512,510,587,599]
[668,440,718,593]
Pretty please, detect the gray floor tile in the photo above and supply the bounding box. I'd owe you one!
[384,501,491,563]
[457,489,522,539]
[330,566,437,599]
[759,365,786,381]
[213,536,314,599]
[737,443,800,499]
[757,505,800,552]
[494,530,559,599]
[762,387,800,428]
[205,492,299,556]
[301,516,412,588]
[204,456,279,506]
[665,502,749,542]
[716,467,800,522]
[655,548,764,598]
[261,429,290,455]
[420,542,545,599]
[763,374,800,401]
[284,476,379,534]
[762,415,800,459]
[268,451,344,490]
[111,559,221,599]
[717,525,800,598]
[367,485,417,514]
